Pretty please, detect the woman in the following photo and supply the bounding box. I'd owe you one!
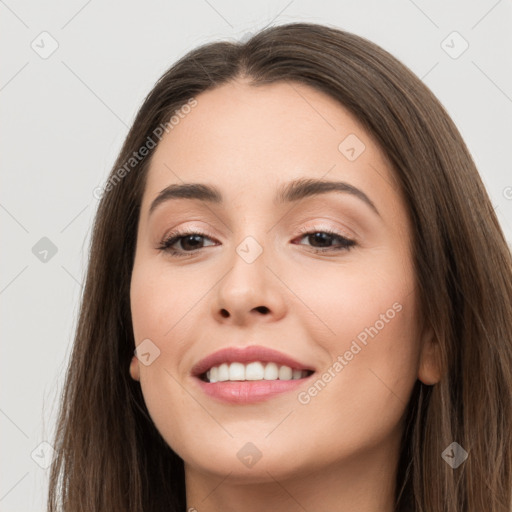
[47,22,512,512]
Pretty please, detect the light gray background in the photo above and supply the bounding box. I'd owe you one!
[1,1,511,510]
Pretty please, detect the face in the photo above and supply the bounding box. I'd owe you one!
[129,80,439,482]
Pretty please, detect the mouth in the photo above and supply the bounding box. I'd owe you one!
[191,345,316,403]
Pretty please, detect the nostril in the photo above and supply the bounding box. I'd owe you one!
[220,309,229,318]
[254,306,269,314]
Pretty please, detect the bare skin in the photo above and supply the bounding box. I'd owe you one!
[129,79,441,512]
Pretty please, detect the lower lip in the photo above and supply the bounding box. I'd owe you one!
[194,375,314,404]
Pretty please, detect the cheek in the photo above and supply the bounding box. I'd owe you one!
[295,253,418,381]
[130,260,196,347]
[290,259,420,451]
[129,263,197,458]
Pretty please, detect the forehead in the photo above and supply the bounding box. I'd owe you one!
[141,80,399,215]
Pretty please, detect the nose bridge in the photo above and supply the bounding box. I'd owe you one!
[224,231,268,302]
[229,209,272,268]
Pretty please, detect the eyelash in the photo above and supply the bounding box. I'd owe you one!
[157,225,356,258]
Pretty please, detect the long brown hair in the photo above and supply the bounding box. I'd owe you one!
[47,22,512,511]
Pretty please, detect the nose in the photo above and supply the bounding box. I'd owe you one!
[212,240,287,326]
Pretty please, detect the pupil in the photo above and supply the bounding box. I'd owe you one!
[310,232,331,247]
[182,235,202,250]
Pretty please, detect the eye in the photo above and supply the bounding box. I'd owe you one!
[158,228,217,257]
[294,226,356,253]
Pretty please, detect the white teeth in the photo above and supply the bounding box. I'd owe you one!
[229,362,245,380]
[203,361,311,383]
[264,362,279,380]
[218,363,229,382]
[245,361,265,380]
[278,365,293,380]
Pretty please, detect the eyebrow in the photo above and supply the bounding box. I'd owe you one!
[148,177,380,217]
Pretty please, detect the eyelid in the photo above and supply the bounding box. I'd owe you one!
[160,222,217,240]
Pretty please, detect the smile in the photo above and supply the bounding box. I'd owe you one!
[191,345,316,403]
[202,361,314,383]
[191,345,315,404]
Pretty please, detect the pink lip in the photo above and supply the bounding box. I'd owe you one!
[194,377,314,404]
[190,345,315,377]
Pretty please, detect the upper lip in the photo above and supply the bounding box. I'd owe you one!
[191,345,316,377]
